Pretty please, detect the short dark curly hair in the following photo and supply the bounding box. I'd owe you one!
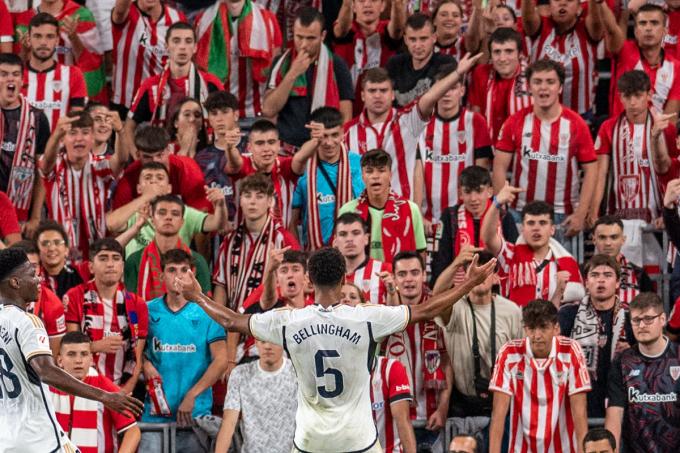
[308,247,346,288]
[522,299,558,329]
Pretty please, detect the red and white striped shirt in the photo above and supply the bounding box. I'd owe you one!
[595,113,678,222]
[417,109,492,222]
[490,336,591,453]
[111,3,185,107]
[346,258,392,305]
[50,367,137,453]
[370,356,412,453]
[23,63,87,131]
[468,62,532,142]
[42,153,115,261]
[497,239,584,307]
[611,40,680,117]
[531,16,598,114]
[344,104,428,199]
[496,106,597,215]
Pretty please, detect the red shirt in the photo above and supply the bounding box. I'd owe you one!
[490,337,591,453]
[665,10,680,59]
[612,40,680,117]
[112,155,211,212]
[496,106,596,215]
[29,285,66,338]
[0,191,21,239]
[370,356,412,453]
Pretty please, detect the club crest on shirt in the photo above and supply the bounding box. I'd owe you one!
[457,131,467,144]
[559,133,569,146]
[619,175,640,202]
[52,80,61,93]
[670,366,680,381]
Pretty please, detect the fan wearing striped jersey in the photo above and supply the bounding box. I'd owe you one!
[176,247,497,453]
[0,248,143,453]
[22,13,87,133]
[489,299,591,453]
[335,212,395,305]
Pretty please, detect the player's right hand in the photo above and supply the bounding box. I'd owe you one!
[102,391,144,417]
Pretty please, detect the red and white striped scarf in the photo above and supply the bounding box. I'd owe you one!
[355,191,416,263]
[305,148,353,250]
[635,58,676,112]
[51,367,103,453]
[609,113,660,223]
[223,215,278,309]
[507,238,572,302]
[270,44,340,112]
[618,254,641,310]
[46,153,112,256]
[384,293,446,421]
[0,96,37,221]
[138,239,191,301]
[63,281,142,383]
[484,58,531,134]
[151,63,209,125]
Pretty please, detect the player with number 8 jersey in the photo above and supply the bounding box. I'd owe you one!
[176,247,497,453]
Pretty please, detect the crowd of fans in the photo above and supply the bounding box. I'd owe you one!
[1,0,680,451]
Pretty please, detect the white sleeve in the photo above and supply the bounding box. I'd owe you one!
[18,314,52,361]
[248,309,291,345]
[361,305,411,341]
[401,105,429,139]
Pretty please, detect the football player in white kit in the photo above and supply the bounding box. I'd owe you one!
[177,247,496,453]
[0,249,143,453]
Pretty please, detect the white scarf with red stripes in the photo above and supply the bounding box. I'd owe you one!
[305,147,353,250]
[0,96,37,221]
[636,58,676,112]
[609,113,660,221]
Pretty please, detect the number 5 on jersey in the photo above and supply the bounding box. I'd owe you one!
[315,350,344,398]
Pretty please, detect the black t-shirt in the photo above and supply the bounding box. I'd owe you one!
[607,340,680,452]
[272,53,354,148]
[386,52,456,107]
[195,145,238,220]
[46,264,85,300]
[558,303,635,418]
[0,106,50,192]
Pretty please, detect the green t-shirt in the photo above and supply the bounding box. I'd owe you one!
[125,206,208,257]
[124,247,212,296]
[338,199,427,262]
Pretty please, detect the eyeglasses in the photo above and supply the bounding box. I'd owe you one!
[630,313,662,326]
[38,239,66,248]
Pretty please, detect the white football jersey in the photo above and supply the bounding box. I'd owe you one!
[0,304,78,453]
[249,303,411,453]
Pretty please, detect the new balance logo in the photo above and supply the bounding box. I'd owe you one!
[628,369,641,377]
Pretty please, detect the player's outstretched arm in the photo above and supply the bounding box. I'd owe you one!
[176,271,251,335]
[30,354,143,416]
[409,255,496,324]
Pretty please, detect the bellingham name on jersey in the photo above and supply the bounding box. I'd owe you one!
[292,323,362,345]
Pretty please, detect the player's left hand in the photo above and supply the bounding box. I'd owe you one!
[425,408,446,431]
[102,391,144,417]
[177,394,196,427]
[465,254,497,286]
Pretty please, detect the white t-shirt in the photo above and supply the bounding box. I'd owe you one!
[0,304,75,452]
[249,303,411,453]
